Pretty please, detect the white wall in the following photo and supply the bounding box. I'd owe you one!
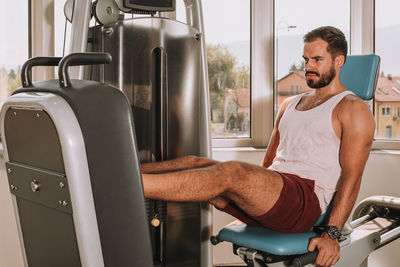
[211,149,400,266]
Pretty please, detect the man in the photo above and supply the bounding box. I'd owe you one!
[141,26,375,267]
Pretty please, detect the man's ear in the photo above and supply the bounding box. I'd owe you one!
[336,55,345,68]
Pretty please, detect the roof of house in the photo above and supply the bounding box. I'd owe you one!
[278,70,306,82]
[226,88,250,108]
[375,75,400,102]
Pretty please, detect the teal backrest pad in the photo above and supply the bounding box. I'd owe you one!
[339,54,380,100]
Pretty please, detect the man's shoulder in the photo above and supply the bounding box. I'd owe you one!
[283,94,301,105]
[336,93,368,111]
[335,92,375,128]
[280,94,301,113]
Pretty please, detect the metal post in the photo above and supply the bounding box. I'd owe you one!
[186,0,211,158]
[68,0,92,79]
[184,2,212,267]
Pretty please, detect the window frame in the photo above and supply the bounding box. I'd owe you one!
[212,0,274,148]
[363,0,400,149]
[30,0,55,82]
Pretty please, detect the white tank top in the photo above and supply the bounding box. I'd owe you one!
[268,91,354,213]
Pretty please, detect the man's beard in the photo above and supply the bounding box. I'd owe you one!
[306,65,336,89]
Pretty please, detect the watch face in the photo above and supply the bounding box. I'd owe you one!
[327,226,341,239]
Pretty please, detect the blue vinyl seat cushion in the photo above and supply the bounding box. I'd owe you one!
[217,200,333,256]
[218,224,318,255]
[339,54,380,100]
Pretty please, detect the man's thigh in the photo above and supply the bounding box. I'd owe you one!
[220,170,321,232]
[221,162,284,217]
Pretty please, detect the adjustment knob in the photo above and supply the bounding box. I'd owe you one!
[151,218,160,227]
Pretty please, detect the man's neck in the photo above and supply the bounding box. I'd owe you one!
[312,78,346,99]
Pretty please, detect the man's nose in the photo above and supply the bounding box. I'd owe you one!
[305,60,315,69]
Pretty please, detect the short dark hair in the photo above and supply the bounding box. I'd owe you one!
[304,26,348,63]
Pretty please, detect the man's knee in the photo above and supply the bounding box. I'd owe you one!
[220,161,251,179]
[209,197,229,209]
[214,161,249,186]
[218,161,245,173]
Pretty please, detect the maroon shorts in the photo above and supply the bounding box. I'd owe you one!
[218,172,321,233]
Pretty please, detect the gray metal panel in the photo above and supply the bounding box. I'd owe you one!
[3,109,80,267]
[88,18,204,266]
[17,198,81,267]
[93,18,201,158]
[165,202,201,267]
[6,162,70,214]
[0,93,104,267]
[4,109,64,173]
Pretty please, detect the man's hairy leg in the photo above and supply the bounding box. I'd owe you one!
[141,155,218,174]
[142,161,283,217]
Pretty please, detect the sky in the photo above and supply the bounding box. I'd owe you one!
[1,0,400,72]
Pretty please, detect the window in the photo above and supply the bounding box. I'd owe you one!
[0,1,29,106]
[197,0,251,139]
[274,0,350,115]
[178,0,273,148]
[382,107,392,117]
[386,126,392,139]
[375,0,400,141]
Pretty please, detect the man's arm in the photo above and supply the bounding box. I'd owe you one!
[262,96,295,167]
[308,96,375,267]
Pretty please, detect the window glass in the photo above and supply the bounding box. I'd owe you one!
[0,1,29,106]
[178,0,251,138]
[382,107,392,117]
[274,0,350,116]
[375,0,400,140]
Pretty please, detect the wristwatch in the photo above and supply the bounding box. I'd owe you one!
[324,225,341,240]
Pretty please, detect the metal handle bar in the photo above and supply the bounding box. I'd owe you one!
[21,57,62,88]
[58,52,112,88]
[292,250,318,267]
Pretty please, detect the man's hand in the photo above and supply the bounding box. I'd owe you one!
[308,233,340,266]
